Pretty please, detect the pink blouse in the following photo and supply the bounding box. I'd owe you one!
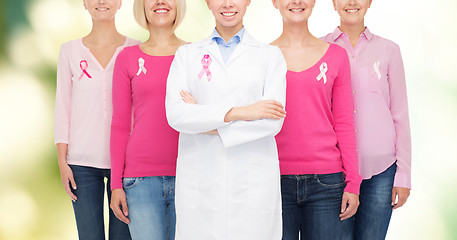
[54,37,140,169]
[322,28,412,189]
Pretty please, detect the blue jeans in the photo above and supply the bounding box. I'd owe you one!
[69,165,131,240]
[123,176,176,240]
[281,172,346,240]
[341,163,397,240]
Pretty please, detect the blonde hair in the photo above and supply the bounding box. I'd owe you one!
[133,0,186,31]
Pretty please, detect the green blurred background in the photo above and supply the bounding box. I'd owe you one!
[0,0,456,239]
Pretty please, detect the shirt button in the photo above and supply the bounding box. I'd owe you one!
[353,90,357,94]
[355,129,358,133]
[351,55,355,59]
[354,110,357,114]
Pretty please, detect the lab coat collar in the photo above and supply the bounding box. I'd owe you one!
[195,30,261,66]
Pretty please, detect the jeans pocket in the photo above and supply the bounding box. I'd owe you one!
[123,177,140,189]
[316,172,346,188]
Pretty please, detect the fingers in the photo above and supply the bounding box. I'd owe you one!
[110,198,130,224]
[392,187,410,210]
[264,100,285,110]
[391,190,397,207]
[121,199,129,221]
[264,101,286,115]
[339,194,348,220]
[339,193,359,221]
[261,101,286,119]
[180,90,196,104]
[203,130,219,135]
[63,178,77,202]
[264,109,285,120]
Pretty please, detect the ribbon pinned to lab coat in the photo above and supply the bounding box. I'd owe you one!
[316,62,328,84]
[198,54,212,81]
[137,57,147,76]
[373,61,381,79]
[79,60,92,80]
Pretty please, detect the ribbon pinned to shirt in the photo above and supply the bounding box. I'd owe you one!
[137,57,147,76]
[198,54,212,82]
[79,60,92,80]
[373,61,381,79]
[316,62,328,84]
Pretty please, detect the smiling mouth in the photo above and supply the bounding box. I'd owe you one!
[345,9,360,13]
[96,7,109,11]
[289,8,305,12]
[154,9,170,13]
[221,12,236,17]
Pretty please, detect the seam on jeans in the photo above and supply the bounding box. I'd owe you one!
[315,174,346,188]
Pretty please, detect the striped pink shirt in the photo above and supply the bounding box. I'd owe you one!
[110,45,179,190]
[275,44,362,194]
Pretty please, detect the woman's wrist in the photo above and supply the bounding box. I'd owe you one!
[224,107,242,122]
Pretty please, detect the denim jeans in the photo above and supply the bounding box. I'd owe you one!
[341,163,397,240]
[69,165,131,240]
[281,172,346,240]
[123,176,176,240]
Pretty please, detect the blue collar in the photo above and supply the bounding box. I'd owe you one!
[211,27,245,45]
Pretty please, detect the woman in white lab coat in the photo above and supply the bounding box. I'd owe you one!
[165,1,287,239]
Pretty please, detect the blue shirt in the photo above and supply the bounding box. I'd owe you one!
[211,27,245,63]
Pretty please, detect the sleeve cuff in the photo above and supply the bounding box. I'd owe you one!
[344,180,361,195]
[393,172,412,189]
[111,181,123,190]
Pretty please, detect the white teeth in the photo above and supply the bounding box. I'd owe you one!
[221,12,236,16]
[290,8,304,12]
[346,9,359,13]
[97,7,108,11]
[155,9,169,13]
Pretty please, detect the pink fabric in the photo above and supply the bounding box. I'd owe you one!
[54,38,139,169]
[275,44,362,194]
[321,27,411,189]
[110,45,179,190]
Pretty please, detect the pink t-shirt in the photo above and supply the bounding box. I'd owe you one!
[110,45,179,190]
[322,28,411,189]
[275,43,362,194]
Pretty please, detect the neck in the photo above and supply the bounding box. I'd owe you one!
[86,19,121,43]
[145,26,179,46]
[278,20,314,47]
[215,22,243,43]
[339,21,365,43]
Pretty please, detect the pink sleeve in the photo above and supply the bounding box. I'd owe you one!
[110,50,132,190]
[332,48,362,194]
[388,45,412,189]
[54,45,72,144]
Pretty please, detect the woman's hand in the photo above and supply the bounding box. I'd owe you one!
[110,189,130,224]
[224,100,286,122]
[339,192,359,221]
[180,90,197,104]
[58,162,77,202]
[391,187,410,210]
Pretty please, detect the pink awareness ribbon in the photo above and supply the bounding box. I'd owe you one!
[79,60,92,80]
[198,54,212,82]
[316,62,328,84]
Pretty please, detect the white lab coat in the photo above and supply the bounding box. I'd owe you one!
[166,31,287,240]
